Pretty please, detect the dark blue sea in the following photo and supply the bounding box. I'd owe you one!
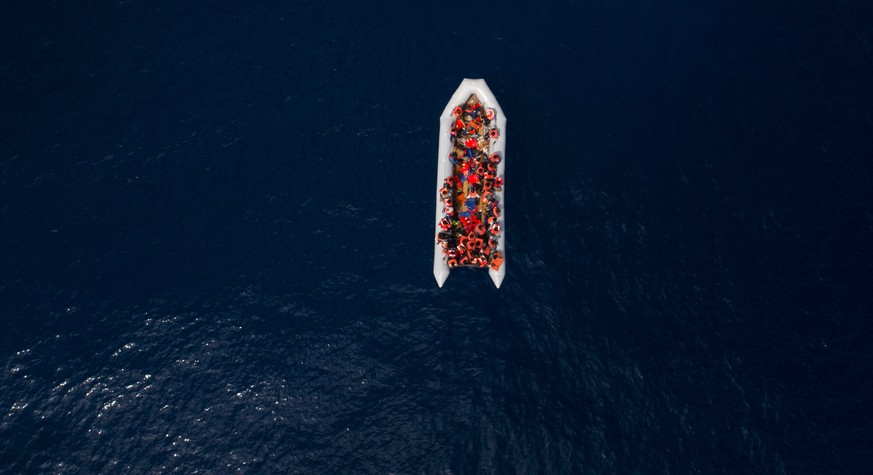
[2,1,872,473]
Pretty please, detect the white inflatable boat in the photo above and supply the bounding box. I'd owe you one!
[433,78,506,288]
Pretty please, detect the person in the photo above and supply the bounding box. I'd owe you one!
[489,252,503,270]
[464,190,478,213]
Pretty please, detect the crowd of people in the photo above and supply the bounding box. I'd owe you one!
[436,95,504,271]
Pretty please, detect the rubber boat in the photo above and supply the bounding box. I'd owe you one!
[433,79,506,288]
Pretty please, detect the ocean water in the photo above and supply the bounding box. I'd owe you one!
[2,1,873,473]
